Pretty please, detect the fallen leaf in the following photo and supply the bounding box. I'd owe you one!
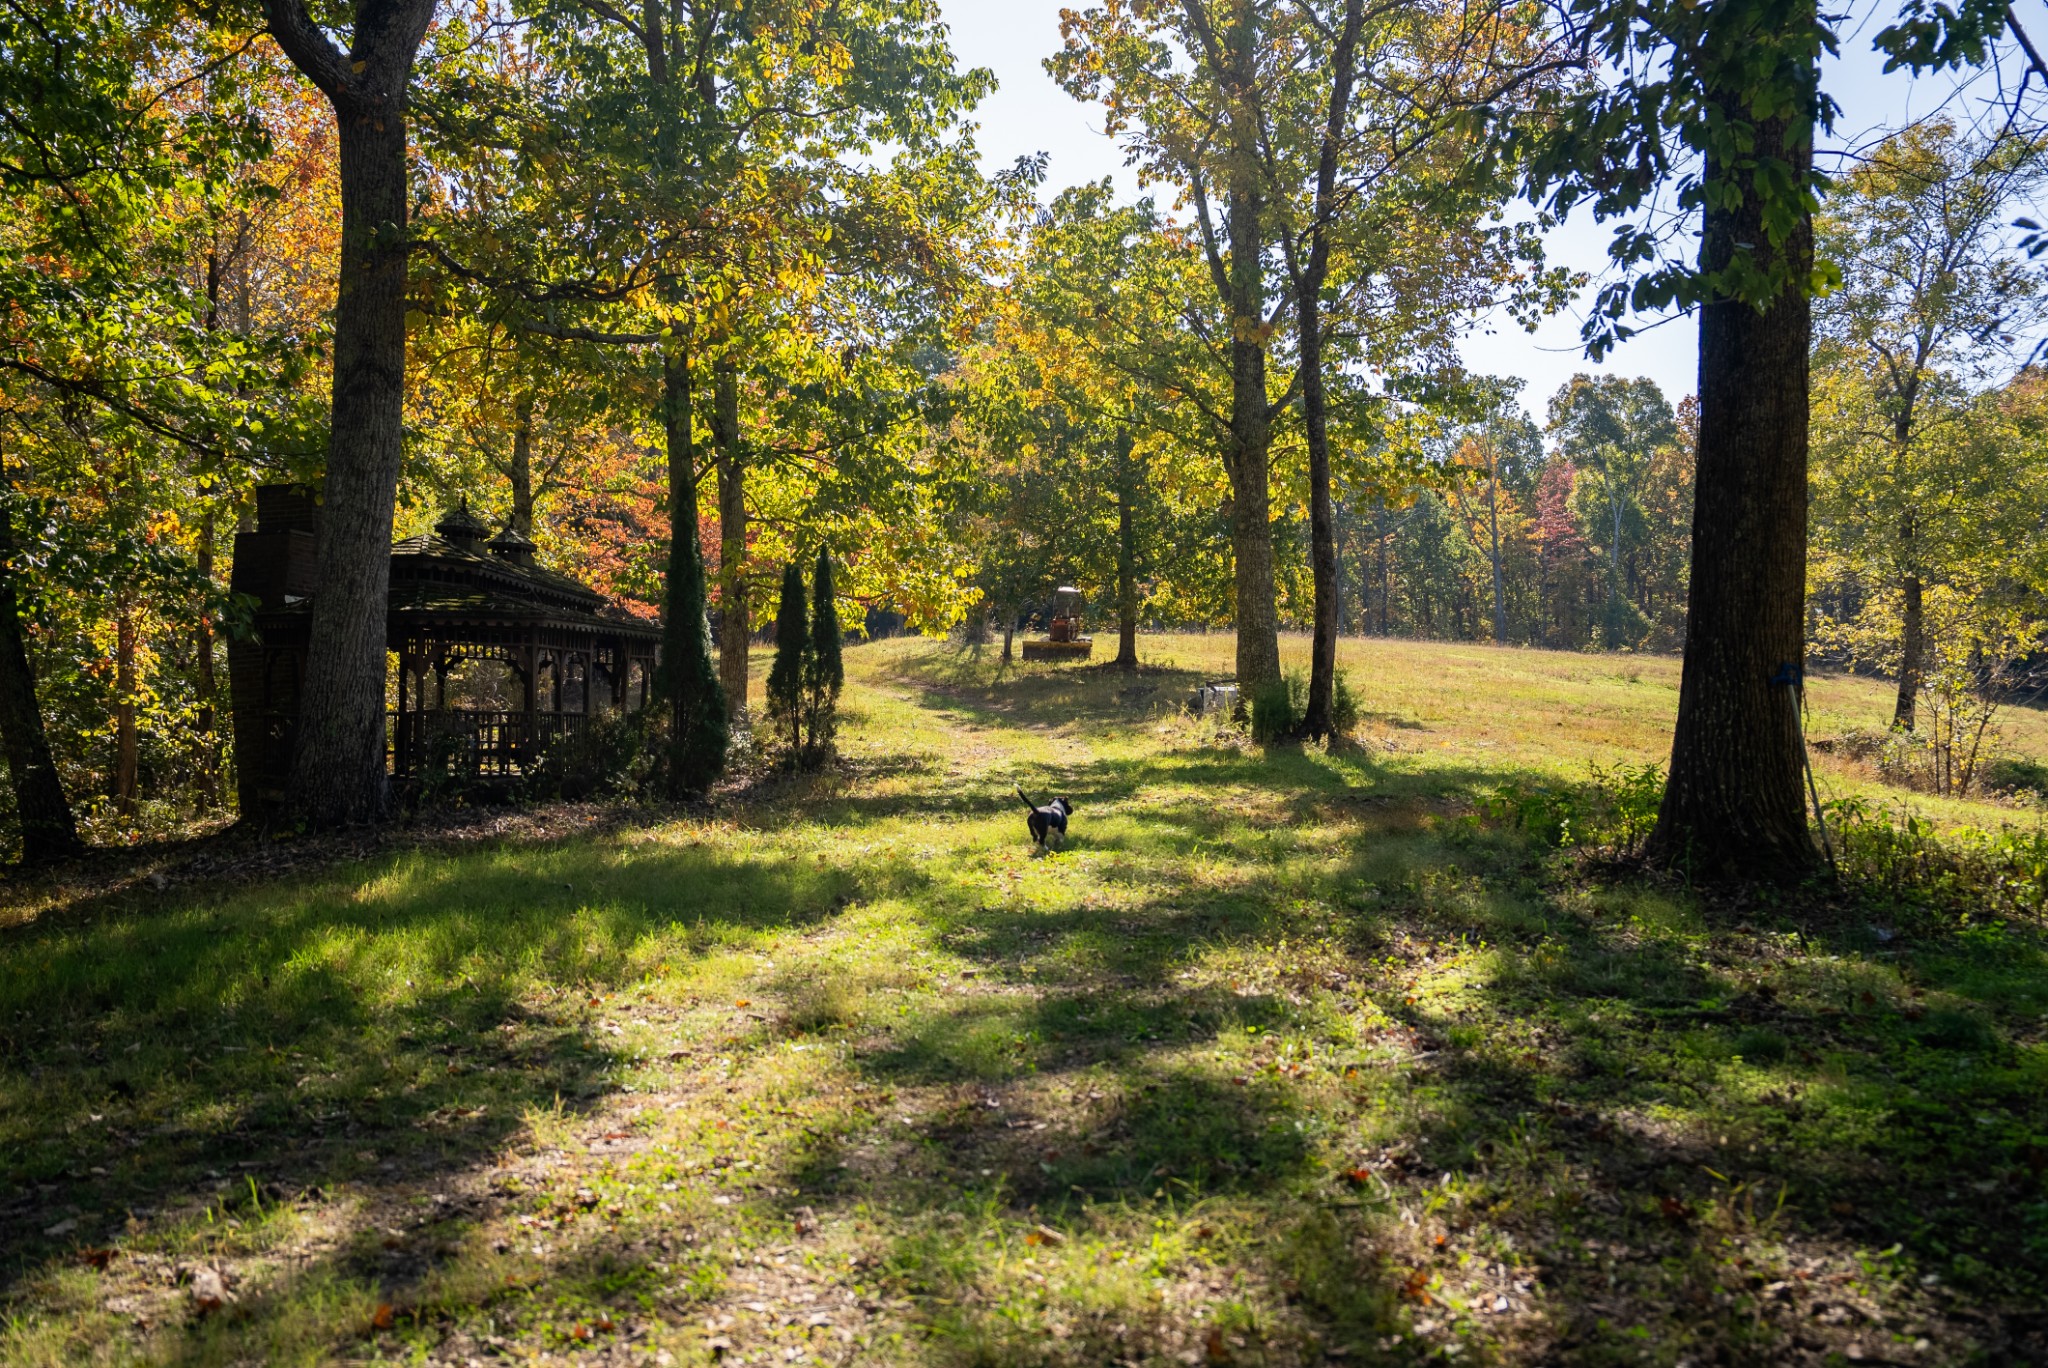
[1659,1196,1696,1223]
[1401,1268,1432,1304]
[42,1217,77,1238]
[369,1302,395,1331]
[77,1248,114,1271]
[1830,1200,1856,1217]
[1205,1325,1231,1363]
[1025,1224,1066,1246]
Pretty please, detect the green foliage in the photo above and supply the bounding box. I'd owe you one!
[1249,672,1307,745]
[523,710,656,802]
[1330,671,1360,738]
[766,562,810,762]
[654,533,728,797]
[1482,761,1667,859]
[1509,0,1835,353]
[1826,797,2048,925]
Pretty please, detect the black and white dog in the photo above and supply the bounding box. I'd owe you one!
[1015,786,1073,848]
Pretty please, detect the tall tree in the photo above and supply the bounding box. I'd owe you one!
[262,0,438,822]
[1511,0,1833,879]
[1052,1,1296,689]
[1269,0,1570,735]
[1812,121,2048,729]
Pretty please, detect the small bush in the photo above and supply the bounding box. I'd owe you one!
[1589,760,1664,859]
[1481,761,1665,858]
[1914,1009,1996,1053]
[524,709,654,801]
[1827,796,2048,924]
[1249,672,1306,744]
[765,562,810,761]
[1731,1028,1790,1064]
[804,551,844,762]
[1330,671,1360,737]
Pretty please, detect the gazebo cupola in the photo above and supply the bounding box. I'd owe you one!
[435,500,490,552]
[487,525,538,567]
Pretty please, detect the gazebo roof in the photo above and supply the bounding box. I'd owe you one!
[386,527,660,640]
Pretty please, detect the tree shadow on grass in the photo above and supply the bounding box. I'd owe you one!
[0,835,853,1307]
[752,761,2048,1364]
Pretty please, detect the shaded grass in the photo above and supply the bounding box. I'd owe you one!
[0,633,2043,1366]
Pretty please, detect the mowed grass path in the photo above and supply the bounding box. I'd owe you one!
[2,634,2045,1366]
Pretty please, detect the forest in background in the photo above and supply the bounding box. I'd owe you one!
[3,0,2046,870]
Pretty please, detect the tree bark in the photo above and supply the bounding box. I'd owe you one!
[713,360,749,719]
[1285,0,1363,740]
[195,514,220,809]
[1893,519,1922,731]
[264,0,437,824]
[1487,478,1507,643]
[114,600,138,817]
[1644,99,1817,881]
[0,448,81,864]
[1296,291,1339,733]
[1221,172,1282,690]
[509,390,535,535]
[655,341,728,794]
[1115,428,1139,672]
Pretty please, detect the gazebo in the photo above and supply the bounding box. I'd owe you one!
[228,485,662,812]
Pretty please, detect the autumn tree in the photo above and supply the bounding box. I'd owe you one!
[1051,2,1299,689]
[1811,120,2048,729]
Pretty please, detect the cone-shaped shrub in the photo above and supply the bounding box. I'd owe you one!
[656,526,727,796]
[766,562,810,761]
[804,551,843,760]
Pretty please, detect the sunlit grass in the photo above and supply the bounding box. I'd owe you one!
[0,633,2043,1365]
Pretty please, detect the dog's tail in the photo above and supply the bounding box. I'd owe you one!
[1015,785,1037,811]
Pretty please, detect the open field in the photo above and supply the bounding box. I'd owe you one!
[2,633,2045,1366]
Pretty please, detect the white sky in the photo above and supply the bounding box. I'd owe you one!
[934,0,2020,423]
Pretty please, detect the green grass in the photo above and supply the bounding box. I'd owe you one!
[1,632,2045,1366]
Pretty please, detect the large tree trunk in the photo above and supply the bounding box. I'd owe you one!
[1644,100,1817,881]
[509,390,535,535]
[0,450,81,864]
[114,600,138,817]
[1488,483,1507,643]
[1221,177,1280,688]
[713,361,749,719]
[655,342,728,795]
[264,0,437,824]
[1893,526,1922,731]
[1288,0,1362,740]
[1297,294,1339,733]
[1115,429,1139,672]
[194,514,220,809]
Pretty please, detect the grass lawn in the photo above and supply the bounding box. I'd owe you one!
[2,632,2045,1366]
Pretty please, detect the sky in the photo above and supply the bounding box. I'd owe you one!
[932,0,2020,422]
